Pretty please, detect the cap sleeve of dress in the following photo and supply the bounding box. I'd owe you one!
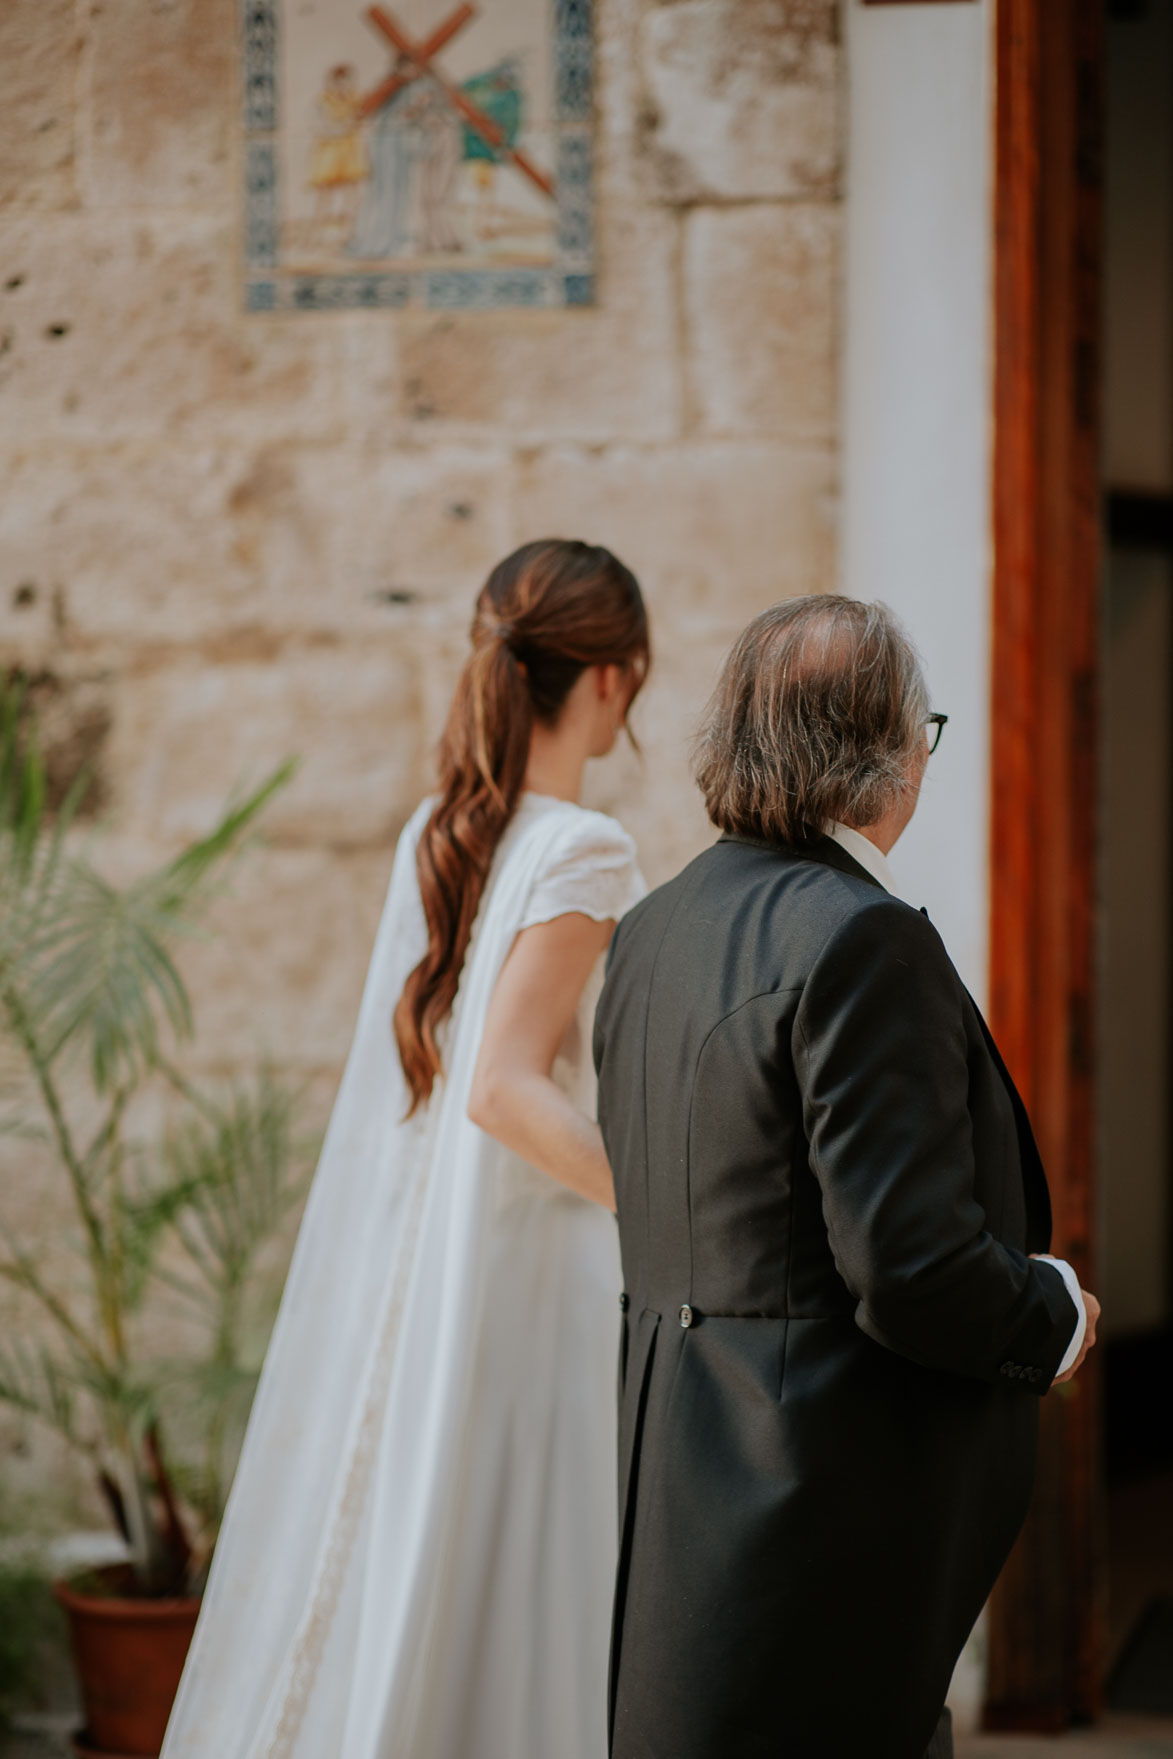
[518,808,646,932]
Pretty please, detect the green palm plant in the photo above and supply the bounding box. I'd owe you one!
[137,1068,311,1548]
[0,675,309,1594]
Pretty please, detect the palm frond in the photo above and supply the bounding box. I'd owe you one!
[0,683,299,1566]
[0,1338,84,1446]
[151,761,296,913]
[71,1354,158,1442]
[23,763,295,1093]
[0,1222,102,1370]
[159,1067,313,1291]
[153,1356,262,1420]
[112,1158,209,1316]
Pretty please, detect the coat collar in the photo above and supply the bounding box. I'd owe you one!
[717,831,888,892]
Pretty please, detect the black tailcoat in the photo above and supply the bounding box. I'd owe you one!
[593,836,1078,1759]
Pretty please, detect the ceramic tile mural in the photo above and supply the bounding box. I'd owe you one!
[242,0,594,311]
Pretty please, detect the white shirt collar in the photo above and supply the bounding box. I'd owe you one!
[824,821,898,895]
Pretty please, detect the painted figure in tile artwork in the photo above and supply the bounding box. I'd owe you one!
[308,64,368,236]
[349,80,428,259]
[348,51,529,262]
[411,83,464,254]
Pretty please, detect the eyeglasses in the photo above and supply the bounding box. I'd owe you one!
[925,713,948,755]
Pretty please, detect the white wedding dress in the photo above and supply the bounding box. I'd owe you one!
[161,792,645,1759]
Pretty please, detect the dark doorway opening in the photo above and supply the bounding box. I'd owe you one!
[1099,0,1173,1714]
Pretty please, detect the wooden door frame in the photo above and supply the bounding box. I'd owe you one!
[985,0,1105,1729]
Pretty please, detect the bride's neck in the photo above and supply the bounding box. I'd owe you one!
[522,722,587,804]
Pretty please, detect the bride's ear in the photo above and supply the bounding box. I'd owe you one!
[595,663,623,702]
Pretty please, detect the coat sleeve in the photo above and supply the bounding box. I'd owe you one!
[792,898,1078,1392]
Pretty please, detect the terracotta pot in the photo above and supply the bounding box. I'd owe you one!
[53,1568,200,1758]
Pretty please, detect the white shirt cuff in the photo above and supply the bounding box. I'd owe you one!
[1034,1255,1086,1378]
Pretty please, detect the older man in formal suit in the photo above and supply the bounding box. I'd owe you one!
[593,597,1099,1759]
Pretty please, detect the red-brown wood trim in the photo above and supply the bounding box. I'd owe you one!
[985,0,1105,1730]
[989,0,1041,1102]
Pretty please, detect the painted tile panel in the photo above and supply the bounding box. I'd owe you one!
[242,0,595,311]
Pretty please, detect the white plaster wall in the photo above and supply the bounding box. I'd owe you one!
[840,3,994,1729]
[840,0,992,1003]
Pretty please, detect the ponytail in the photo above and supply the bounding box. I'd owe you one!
[393,639,531,1111]
[393,540,648,1114]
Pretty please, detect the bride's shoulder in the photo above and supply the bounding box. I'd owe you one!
[542,797,636,854]
[516,796,639,872]
[518,799,646,929]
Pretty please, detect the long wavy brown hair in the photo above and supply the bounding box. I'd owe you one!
[394,539,649,1114]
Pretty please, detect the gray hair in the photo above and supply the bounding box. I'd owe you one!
[693,595,931,846]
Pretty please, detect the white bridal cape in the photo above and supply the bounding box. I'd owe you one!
[162,793,645,1759]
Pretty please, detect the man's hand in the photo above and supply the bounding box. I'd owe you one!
[1053,1287,1100,1385]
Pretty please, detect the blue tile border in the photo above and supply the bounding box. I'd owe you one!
[244,142,279,266]
[242,0,596,312]
[554,0,592,123]
[242,0,278,134]
[556,131,593,261]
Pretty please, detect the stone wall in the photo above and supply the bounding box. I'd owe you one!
[0,0,840,1499]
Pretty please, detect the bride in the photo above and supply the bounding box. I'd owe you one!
[161,539,650,1759]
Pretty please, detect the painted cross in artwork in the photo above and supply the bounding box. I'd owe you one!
[242,0,594,311]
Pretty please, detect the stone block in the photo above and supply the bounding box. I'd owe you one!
[0,213,348,446]
[0,474,64,663]
[514,441,837,618]
[638,0,840,204]
[0,443,254,651]
[255,440,516,626]
[334,314,403,452]
[82,0,233,211]
[0,0,78,210]
[397,205,682,442]
[173,843,398,1072]
[105,640,428,850]
[0,439,515,649]
[582,621,733,890]
[684,204,838,440]
[593,0,650,205]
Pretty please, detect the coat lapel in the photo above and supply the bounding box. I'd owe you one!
[914,905,1053,1255]
[963,991,1053,1253]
